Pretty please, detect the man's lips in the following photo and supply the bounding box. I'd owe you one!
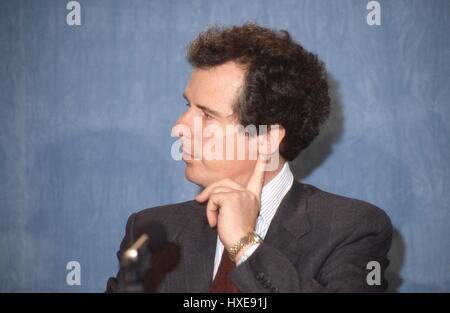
[181,144,199,160]
[182,151,195,161]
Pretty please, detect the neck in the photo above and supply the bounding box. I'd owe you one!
[209,159,287,189]
[234,159,286,188]
[261,160,286,187]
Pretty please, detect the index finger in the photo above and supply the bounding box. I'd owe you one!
[246,154,266,199]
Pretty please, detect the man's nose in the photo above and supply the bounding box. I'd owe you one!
[172,110,193,139]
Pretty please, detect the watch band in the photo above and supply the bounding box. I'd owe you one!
[227,231,263,262]
[236,243,260,266]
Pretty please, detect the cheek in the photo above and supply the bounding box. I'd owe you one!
[205,129,255,161]
[229,132,256,161]
[192,123,256,162]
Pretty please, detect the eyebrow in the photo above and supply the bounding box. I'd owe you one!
[183,93,224,118]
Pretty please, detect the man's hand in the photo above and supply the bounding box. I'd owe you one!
[195,156,266,251]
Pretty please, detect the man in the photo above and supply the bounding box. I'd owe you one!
[106,23,393,293]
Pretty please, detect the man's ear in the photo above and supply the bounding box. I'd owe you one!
[258,124,285,157]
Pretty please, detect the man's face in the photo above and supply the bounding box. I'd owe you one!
[172,61,257,188]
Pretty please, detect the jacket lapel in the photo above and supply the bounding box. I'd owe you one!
[263,180,311,264]
[175,201,217,292]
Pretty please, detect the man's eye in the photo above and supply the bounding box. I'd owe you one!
[203,112,213,119]
[185,103,191,107]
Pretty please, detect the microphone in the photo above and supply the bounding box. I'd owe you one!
[117,222,168,292]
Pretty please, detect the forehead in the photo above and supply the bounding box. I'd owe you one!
[184,62,245,113]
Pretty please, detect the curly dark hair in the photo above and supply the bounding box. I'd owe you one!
[187,23,330,161]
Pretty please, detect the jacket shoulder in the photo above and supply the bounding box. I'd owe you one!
[136,199,199,220]
[130,200,202,241]
[302,183,392,233]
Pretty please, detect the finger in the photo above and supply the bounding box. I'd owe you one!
[198,179,244,201]
[204,188,236,212]
[206,200,218,228]
[205,193,226,227]
[246,154,266,200]
[196,179,244,202]
[208,186,235,195]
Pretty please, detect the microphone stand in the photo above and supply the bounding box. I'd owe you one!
[117,234,151,293]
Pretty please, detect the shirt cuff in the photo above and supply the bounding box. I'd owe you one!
[236,243,260,266]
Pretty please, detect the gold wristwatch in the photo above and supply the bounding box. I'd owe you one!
[227,231,263,262]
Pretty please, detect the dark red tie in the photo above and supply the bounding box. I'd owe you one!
[210,249,240,293]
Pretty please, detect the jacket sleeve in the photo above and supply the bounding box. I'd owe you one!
[229,210,393,293]
[105,213,137,293]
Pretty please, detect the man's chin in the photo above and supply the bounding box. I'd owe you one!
[184,164,207,188]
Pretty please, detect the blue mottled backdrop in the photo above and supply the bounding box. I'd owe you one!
[1,0,449,292]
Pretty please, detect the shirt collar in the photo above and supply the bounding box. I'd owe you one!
[259,162,294,225]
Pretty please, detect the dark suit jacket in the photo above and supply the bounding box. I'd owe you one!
[106,180,393,292]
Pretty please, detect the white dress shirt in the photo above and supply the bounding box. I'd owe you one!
[212,162,294,279]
